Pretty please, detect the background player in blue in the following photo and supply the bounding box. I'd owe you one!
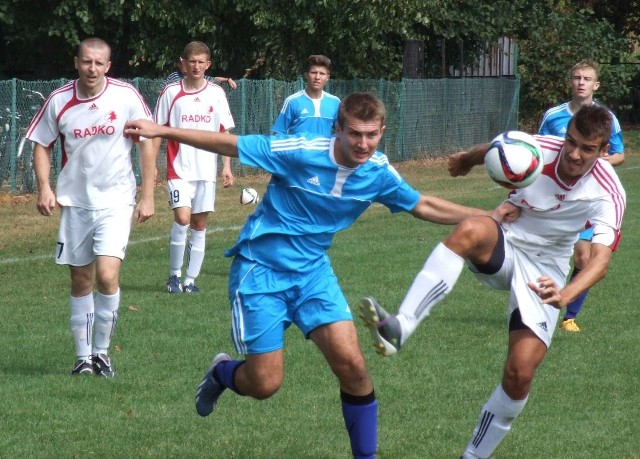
[125,93,516,458]
[272,54,340,136]
[539,59,624,332]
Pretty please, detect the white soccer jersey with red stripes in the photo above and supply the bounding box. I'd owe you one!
[503,134,626,263]
[154,80,235,181]
[26,77,152,209]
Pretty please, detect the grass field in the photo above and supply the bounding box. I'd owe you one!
[1,136,639,458]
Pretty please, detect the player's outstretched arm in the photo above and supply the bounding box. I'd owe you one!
[124,119,239,158]
[410,194,491,224]
[448,143,489,177]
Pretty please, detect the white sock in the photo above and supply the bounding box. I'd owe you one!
[397,243,464,342]
[463,384,528,459]
[93,289,120,355]
[169,222,188,277]
[185,228,206,285]
[70,292,94,359]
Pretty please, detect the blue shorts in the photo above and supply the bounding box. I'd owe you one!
[579,227,594,241]
[228,256,353,355]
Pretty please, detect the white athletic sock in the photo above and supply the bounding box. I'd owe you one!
[462,384,528,459]
[93,289,120,355]
[184,228,206,285]
[169,222,189,277]
[70,292,94,359]
[397,243,464,342]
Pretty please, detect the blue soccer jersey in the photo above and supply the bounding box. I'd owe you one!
[538,101,624,153]
[226,134,420,272]
[272,90,340,136]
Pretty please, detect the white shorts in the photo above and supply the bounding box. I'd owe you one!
[167,179,216,214]
[469,232,567,348]
[56,205,134,266]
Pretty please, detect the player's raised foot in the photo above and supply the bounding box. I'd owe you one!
[560,318,580,332]
[195,353,231,417]
[71,358,94,376]
[167,274,183,293]
[358,297,402,357]
[182,283,200,293]
[92,354,115,377]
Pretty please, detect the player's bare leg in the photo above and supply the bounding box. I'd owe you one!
[311,321,377,459]
[462,328,546,458]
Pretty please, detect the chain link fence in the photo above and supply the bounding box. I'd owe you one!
[0,77,519,194]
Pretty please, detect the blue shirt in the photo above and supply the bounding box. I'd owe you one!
[538,101,624,153]
[225,134,421,272]
[272,90,340,136]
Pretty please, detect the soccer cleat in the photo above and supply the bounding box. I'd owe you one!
[71,358,94,376]
[166,275,183,293]
[195,353,231,417]
[92,354,115,377]
[560,318,580,332]
[182,283,200,293]
[358,297,403,357]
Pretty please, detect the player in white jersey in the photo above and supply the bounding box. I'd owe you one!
[124,92,519,458]
[359,105,625,458]
[155,41,235,294]
[272,55,340,137]
[539,59,624,332]
[27,38,157,377]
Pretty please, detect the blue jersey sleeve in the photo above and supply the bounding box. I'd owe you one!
[272,112,289,135]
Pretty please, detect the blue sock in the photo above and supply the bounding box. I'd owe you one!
[341,390,377,459]
[564,268,589,320]
[214,359,245,395]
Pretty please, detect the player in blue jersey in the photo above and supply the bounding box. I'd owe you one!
[272,54,340,136]
[125,92,518,458]
[539,59,624,332]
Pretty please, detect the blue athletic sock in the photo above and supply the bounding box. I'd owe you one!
[341,390,377,459]
[213,360,246,395]
[564,268,589,320]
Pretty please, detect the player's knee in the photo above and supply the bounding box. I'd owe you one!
[332,356,370,390]
[249,378,282,400]
[502,365,534,399]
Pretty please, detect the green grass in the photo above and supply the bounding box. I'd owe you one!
[1,135,639,458]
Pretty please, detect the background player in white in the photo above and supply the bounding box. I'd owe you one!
[124,92,518,458]
[360,105,625,459]
[155,41,235,293]
[539,59,624,332]
[28,37,156,377]
[162,55,237,90]
[272,54,340,136]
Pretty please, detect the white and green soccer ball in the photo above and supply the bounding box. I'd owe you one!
[240,187,260,205]
[484,131,543,189]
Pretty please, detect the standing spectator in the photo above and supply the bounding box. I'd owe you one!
[155,41,235,293]
[539,59,624,332]
[124,92,509,458]
[272,54,340,136]
[27,37,157,377]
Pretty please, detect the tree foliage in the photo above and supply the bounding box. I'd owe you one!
[1,0,638,123]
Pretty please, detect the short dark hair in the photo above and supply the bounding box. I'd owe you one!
[77,37,111,59]
[182,41,211,60]
[337,92,385,128]
[568,105,612,148]
[306,55,331,73]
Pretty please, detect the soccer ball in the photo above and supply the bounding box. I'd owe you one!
[240,187,259,205]
[484,131,543,189]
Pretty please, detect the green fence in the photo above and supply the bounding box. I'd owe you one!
[0,77,519,194]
